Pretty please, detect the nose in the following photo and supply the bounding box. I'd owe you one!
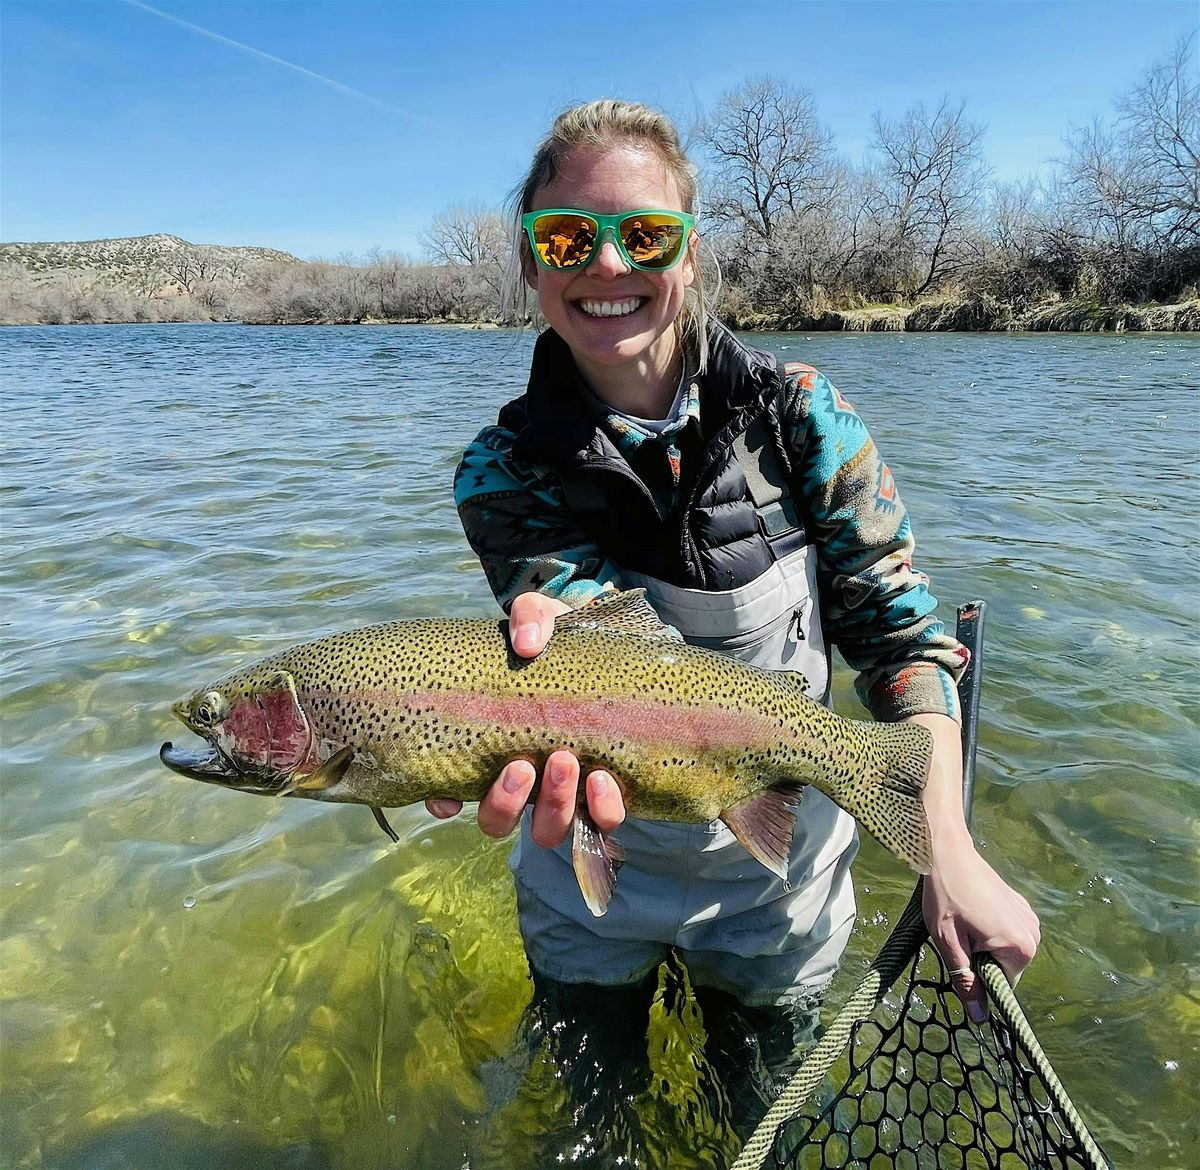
[588,229,631,278]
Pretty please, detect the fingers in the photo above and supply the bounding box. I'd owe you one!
[982,921,1041,989]
[444,749,625,849]
[939,913,1040,1020]
[935,930,988,1024]
[509,591,573,659]
[585,770,626,833]
[530,750,580,848]
[980,893,1041,987]
[476,759,537,839]
[488,754,625,846]
[989,949,1028,990]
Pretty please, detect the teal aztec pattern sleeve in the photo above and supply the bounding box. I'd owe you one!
[781,362,969,724]
[454,425,621,612]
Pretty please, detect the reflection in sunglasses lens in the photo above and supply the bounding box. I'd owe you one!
[621,215,684,269]
[533,214,597,269]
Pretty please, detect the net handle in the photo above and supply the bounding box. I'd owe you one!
[955,598,987,822]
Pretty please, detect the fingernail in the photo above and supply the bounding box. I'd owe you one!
[588,772,609,799]
[514,622,538,650]
[502,764,528,794]
[968,1000,988,1024]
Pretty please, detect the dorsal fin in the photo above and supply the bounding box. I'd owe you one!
[554,589,683,642]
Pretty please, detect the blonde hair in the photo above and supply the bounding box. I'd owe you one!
[503,99,717,372]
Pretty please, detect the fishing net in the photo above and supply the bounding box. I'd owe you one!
[730,602,1113,1170]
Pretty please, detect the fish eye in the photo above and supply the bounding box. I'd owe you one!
[194,692,224,726]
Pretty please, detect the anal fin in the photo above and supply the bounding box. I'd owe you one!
[720,784,805,880]
[571,809,627,918]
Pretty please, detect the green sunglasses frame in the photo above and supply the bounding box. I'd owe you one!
[522,208,696,272]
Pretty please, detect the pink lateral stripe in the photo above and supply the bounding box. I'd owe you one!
[387,689,781,750]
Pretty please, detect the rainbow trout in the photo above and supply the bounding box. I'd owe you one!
[161,590,933,916]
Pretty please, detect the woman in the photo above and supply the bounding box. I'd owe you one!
[431,98,1037,1041]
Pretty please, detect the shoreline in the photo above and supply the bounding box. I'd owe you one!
[2,298,1197,332]
[724,296,1200,333]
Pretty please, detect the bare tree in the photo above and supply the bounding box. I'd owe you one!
[988,179,1046,258]
[862,99,990,297]
[700,76,842,244]
[964,179,1061,306]
[1057,36,1199,299]
[164,251,198,292]
[130,263,163,298]
[1116,35,1200,248]
[422,200,507,295]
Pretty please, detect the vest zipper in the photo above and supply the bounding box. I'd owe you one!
[677,402,769,585]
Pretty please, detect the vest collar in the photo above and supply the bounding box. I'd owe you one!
[512,321,777,469]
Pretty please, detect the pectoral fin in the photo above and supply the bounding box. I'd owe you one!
[720,784,805,880]
[289,744,355,792]
[571,809,627,918]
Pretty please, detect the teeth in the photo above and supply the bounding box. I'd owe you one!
[579,298,643,318]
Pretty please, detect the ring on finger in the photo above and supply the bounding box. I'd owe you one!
[947,965,973,977]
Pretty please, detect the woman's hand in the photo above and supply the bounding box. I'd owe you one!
[907,713,1041,1022]
[425,591,627,844]
[922,834,1041,1021]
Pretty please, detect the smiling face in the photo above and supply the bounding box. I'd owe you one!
[525,141,696,413]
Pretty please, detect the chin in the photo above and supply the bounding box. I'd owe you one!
[564,309,668,360]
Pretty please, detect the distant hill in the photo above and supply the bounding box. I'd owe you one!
[0,233,299,295]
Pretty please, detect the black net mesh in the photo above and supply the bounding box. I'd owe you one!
[755,923,1112,1170]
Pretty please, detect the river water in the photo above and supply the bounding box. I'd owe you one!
[1,324,1196,1169]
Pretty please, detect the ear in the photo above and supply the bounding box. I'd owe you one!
[681,230,698,289]
[523,250,540,291]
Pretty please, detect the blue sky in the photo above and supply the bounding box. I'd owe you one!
[2,0,1195,259]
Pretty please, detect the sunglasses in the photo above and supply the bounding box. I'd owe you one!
[522,208,696,272]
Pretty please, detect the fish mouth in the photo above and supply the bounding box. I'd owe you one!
[159,739,293,795]
[160,740,242,784]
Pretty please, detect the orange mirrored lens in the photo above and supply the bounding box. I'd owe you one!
[619,214,687,269]
[530,214,597,269]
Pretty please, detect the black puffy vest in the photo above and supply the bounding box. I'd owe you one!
[502,322,807,591]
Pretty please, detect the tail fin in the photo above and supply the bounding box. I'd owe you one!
[827,722,933,874]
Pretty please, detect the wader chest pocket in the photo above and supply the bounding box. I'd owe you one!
[689,601,808,668]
